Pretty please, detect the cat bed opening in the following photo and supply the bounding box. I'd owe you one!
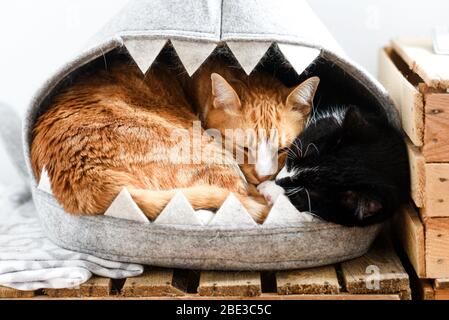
[24,0,398,270]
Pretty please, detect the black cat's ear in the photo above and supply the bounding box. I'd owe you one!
[342,106,368,132]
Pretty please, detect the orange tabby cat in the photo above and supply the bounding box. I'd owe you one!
[31,55,267,222]
[190,56,320,185]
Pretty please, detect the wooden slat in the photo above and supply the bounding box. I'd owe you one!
[417,279,435,300]
[423,94,449,162]
[17,293,403,301]
[121,269,185,297]
[434,293,449,300]
[378,48,424,146]
[425,218,449,279]
[341,236,410,298]
[394,205,426,278]
[391,38,449,90]
[44,277,112,298]
[423,164,449,217]
[0,286,35,299]
[198,271,261,297]
[276,266,340,295]
[407,141,425,208]
[434,278,449,290]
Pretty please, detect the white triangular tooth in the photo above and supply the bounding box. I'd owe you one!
[264,195,317,226]
[124,38,167,74]
[38,168,53,195]
[227,41,272,75]
[196,210,215,226]
[155,191,202,225]
[105,188,150,224]
[278,44,321,76]
[209,193,257,226]
[171,40,217,76]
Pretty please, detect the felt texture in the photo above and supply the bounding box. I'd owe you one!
[226,41,272,75]
[20,0,398,271]
[123,38,167,73]
[105,188,150,224]
[33,188,382,271]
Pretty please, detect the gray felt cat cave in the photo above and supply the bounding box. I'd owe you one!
[24,0,398,270]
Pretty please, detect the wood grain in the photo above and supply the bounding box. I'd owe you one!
[44,277,111,298]
[121,269,186,297]
[391,38,449,90]
[378,48,424,146]
[394,205,426,278]
[434,278,449,290]
[341,236,410,298]
[423,94,449,162]
[276,266,340,295]
[425,218,449,279]
[423,164,449,217]
[198,271,261,297]
[407,141,425,208]
[0,286,35,299]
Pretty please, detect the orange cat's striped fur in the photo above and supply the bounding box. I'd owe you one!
[31,54,319,223]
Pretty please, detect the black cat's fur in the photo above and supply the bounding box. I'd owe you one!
[276,105,410,227]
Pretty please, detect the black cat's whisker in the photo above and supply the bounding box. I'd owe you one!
[286,187,304,196]
[304,188,312,213]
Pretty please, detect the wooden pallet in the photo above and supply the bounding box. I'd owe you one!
[0,236,411,300]
[379,38,449,279]
[416,278,449,300]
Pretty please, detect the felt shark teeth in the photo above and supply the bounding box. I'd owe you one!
[196,210,216,225]
[171,40,217,76]
[37,168,53,195]
[264,195,317,226]
[227,41,272,75]
[154,191,202,225]
[105,188,150,224]
[278,44,321,76]
[209,193,257,226]
[123,38,167,74]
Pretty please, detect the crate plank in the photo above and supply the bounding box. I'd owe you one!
[434,278,449,290]
[44,277,112,298]
[394,205,426,278]
[341,236,410,297]
[23,293,403,301]
[0,286,35,299]
[378,48,424,146]
[426,218,449,278]
[121,269,185,297]
[423,164,449,217]
[198,271,261,297]
[276,266,340,295]
[391,38,449,90]
[407,141,425,208]
[423,94,449,162]
[417,279,435,300]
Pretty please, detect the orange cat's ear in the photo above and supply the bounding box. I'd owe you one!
[211,73,241,114]
[286,76,320,116]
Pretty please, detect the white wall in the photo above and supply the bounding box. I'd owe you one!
[0,0,448,183]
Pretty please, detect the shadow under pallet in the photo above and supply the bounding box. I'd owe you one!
[0,236,411,300]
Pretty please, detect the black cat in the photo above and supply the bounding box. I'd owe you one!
[260,105,410,227]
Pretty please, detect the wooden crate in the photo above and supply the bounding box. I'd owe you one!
[0,236,411,300]
[394,205,449,279]
[379,38,449,280]
[416,278,449,300]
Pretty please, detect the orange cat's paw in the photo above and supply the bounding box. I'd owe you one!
[257,181,285,206]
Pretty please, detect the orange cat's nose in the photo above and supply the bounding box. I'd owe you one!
[257,175,271,183]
